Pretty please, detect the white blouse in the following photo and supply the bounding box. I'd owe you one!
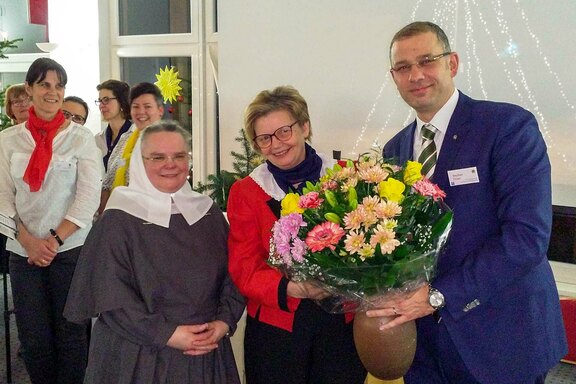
[0,122,103,256]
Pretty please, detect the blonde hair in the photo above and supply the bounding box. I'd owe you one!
[244,85,312,150]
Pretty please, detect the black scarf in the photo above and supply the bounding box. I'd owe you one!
[266,143,323,194]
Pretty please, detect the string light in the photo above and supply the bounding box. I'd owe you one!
[351,0,574,172]
[349,76,391,157]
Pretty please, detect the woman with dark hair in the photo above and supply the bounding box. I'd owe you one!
[99,82,163,212]
[62,96,89,125]
[94,79,132,171]
[0,57,102,384]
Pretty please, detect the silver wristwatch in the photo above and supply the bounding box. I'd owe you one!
[428,286,445,310]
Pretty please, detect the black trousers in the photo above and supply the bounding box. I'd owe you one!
[10,249,88,384]
[244,300,366,384]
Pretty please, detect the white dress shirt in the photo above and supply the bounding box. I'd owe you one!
[412,89,459,159]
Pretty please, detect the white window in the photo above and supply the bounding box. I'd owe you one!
[100,0,219,184]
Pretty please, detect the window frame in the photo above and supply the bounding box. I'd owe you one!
[100,0,219,184]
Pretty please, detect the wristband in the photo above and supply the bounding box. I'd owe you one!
[49,228,64,246]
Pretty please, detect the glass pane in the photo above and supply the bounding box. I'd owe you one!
[121,56,193,178]
[213,0,219,33]
[548,205,576,265]
[118,0,191,35]
[120,56,192,133]
[0,0,47,53]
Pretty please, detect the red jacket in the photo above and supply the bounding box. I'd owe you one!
[227,167,353,332]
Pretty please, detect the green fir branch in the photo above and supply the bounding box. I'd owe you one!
[195,129,264,210]
[0,38,23,59]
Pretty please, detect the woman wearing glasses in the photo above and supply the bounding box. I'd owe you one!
[65,120,245,384]
[94,80,132,171]
[227,86,366,384]
[62,96,89,126]
[0,57,102,383]
[4,83,31,125]
[99,82,163,213]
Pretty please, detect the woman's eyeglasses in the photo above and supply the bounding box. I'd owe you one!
[253,121,298,149]
[142,153,191,165]
[10,98,31,107]
[62,110,87,124]
[94,97,117,106]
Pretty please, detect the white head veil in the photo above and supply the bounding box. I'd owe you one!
[105,131,213,228]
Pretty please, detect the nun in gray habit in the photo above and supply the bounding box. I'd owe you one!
[64,121,245,384]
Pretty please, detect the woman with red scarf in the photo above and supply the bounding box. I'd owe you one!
[0,58,102,384]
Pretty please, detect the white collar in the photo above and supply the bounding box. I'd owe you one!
[416,88,459,134]
[249,153,336,201]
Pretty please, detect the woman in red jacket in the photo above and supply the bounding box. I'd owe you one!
[227,85,366,384]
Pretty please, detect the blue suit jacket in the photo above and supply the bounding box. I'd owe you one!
[384,92,567,383]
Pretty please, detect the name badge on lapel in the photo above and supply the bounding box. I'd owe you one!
[447,166,479,186]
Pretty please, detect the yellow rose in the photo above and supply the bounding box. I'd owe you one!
[403,161,423,186]
[281,193,304,215]
[379,178,406,203]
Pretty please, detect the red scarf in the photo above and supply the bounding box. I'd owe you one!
[23,106,66,192]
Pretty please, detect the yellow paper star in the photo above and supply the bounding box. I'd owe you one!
[154,66,182,103]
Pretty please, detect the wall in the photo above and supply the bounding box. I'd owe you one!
[218,0,576,207]
[48,0,100,134]
[0,0,101,134]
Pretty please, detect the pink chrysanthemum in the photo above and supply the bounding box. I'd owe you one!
[279,213,307,235]
[361,195,381,212]
[272,213,307,265]
[375,200,402,219]
[335,166,356,181]
[272,226,292,260]
[344,230,366,255]
[343,208,365,230]
[370,224,400,254]
[358,166,390,183]
[321,179,338,191]
[305,222,345,252]
[412,178,446,201]
[291,237,307,263]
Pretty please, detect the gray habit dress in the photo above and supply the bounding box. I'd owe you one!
[64,205,245,384]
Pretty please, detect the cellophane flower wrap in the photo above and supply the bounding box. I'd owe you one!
[268,155,453,313]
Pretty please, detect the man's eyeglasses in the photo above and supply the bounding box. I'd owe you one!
[253,121,298,149]
[94,97,117,106]
[10,98,31,107]
[390,52,452,75]
[142,153,191,165]
[62,110,87,124]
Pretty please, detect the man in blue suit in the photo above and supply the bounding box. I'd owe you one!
[366,21,567,383]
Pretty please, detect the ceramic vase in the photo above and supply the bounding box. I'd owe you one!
[353,311,417,380]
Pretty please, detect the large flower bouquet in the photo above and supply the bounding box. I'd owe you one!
[268,154,453,312]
